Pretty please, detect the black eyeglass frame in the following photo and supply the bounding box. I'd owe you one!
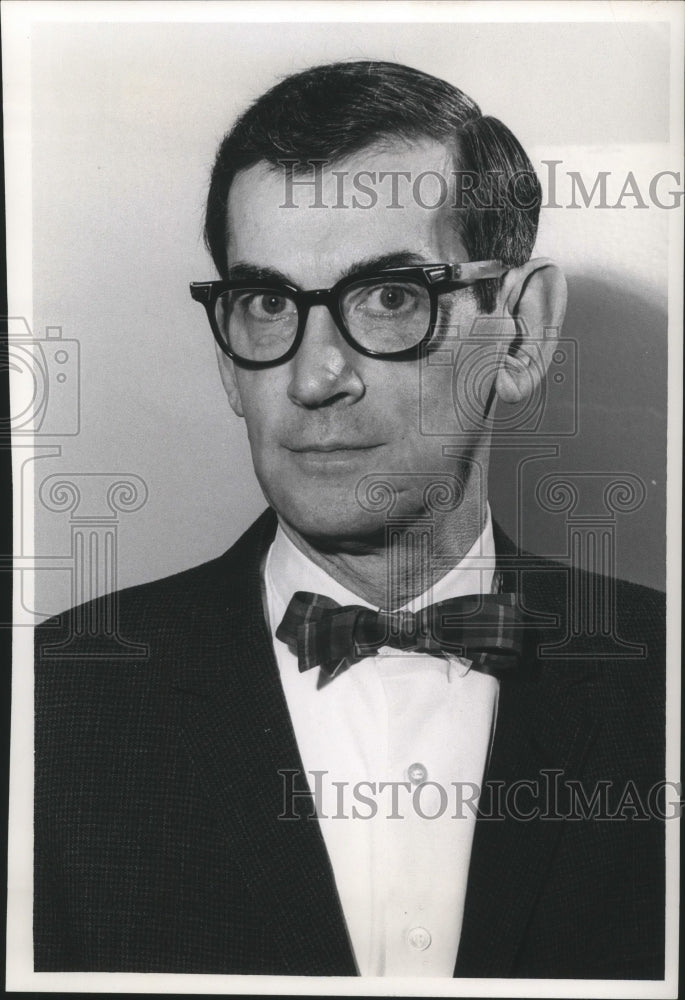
[189,260,506,370]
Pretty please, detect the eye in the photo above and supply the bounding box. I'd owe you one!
[378,286,407,311]
[351,282,420,317]
[243,293,294,320]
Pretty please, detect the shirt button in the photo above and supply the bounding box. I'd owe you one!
[407,762,428,784]
[407,926,432,951]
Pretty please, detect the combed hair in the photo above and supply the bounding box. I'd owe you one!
[204,61,541,312]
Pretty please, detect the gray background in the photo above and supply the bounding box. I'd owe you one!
[29,19,671,616]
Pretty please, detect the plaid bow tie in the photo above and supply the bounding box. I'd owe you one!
[276,590,526,679]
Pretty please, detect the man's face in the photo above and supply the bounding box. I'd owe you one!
[219,139,512,546]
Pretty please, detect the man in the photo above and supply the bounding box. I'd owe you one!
[35,61,665,978]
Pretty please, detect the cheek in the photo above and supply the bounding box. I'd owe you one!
[234,374,286,445]
[451,352,491,423]
[409,345,501,441]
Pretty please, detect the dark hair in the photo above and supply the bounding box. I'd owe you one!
[204,60,541,312]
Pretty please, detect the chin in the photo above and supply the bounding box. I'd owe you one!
[272,494,389,551]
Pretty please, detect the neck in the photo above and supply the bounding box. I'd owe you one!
[278,492,488,609]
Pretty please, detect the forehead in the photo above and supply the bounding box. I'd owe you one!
[225,138,466,285]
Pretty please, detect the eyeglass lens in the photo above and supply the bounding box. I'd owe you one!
[214,277,432,363]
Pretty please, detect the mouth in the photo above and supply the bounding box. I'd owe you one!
[286,439,383,454]
[284,442,383,467]
[287,443,380,454]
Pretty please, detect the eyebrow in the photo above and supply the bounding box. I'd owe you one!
[227,262,291,284]
[227,250,432,289]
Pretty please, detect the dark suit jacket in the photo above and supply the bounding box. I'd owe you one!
[34,509,666,977]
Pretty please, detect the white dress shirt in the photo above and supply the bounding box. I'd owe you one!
[263,512,499,977]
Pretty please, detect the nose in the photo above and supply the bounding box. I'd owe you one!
[287,304,365,409]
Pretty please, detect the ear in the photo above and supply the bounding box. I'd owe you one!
[495,258,568,404]
[214,342,244,417]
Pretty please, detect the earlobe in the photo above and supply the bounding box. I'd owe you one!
[495,258,567,405]
[214,344,244,417]
[495,352,534,404]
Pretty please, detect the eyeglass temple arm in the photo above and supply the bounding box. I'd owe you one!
[426,260,507,286]
[189,282,213,303]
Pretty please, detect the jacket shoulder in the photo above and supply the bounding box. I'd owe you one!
[35,508,276,648]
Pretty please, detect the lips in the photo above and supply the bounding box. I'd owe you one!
[283,442,383,471]
[286,442,381,453]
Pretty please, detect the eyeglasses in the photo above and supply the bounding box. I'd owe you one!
[189,260,505,369]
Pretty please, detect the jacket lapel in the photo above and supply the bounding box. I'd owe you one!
[171,511,357,975]
[167,511,600,977]
[455,524,600,976]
